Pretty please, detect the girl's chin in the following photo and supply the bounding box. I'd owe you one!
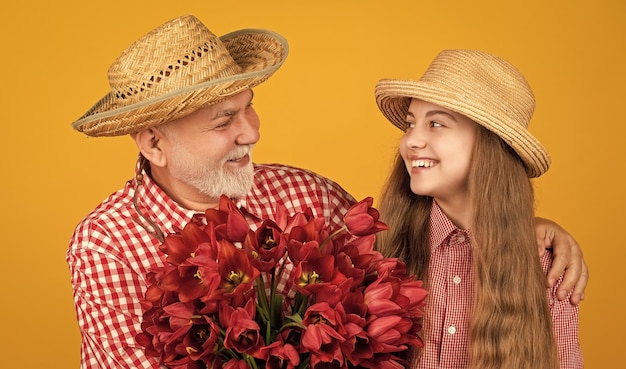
[410,183,431,195]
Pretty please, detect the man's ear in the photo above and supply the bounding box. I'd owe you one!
[132,128,167,168]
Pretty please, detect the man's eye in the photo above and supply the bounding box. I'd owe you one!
[213,117,234,130]
[215,121,230,129]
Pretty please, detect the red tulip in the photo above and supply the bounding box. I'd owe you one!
[205,195,250,243]
[160,222,212,266]
[258,341,300,369]
[292,247,346,296]
[243,219,286,273]
[221,300,264,355]
[343,197,389,236]
[213,240,260,302]
[301,302,345,355]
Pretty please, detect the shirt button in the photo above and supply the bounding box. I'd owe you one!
[455,233,466,243]
[448,325,457,335]
[453,275,462,284]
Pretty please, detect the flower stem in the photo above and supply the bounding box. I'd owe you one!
[319,226,347,250]
[255,277,270,322]
[244,353,259,369]
[293,293,309,318]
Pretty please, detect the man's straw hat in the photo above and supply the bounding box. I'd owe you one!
[72,15,288,137]
[375,49,550,178]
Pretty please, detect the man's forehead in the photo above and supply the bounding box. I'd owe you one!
[209,89,254,116]
[215,89,254,108]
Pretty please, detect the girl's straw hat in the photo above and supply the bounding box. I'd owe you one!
[375,49,550,178]
[72,15,288,137]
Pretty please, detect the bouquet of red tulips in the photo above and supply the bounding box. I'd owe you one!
[136,196,427,369]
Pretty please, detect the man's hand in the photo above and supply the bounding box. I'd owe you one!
[535,217,588,305]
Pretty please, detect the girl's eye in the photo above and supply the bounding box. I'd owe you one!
[431,121,443,128]
[405,122,416,131]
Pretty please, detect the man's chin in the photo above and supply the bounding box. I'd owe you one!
[204,168,254,199]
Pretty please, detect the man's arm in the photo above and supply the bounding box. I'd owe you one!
[67,236,160,369]
[535,217,589,305]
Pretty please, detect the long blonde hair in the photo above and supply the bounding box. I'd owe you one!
[377,126,559,369]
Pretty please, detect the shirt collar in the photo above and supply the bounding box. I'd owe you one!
[235,165,279,223]
[132,156,200,234]
[428,200,469,251]
[132,156,265,232]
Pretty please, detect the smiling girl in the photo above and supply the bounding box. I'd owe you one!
[374,50,582,369]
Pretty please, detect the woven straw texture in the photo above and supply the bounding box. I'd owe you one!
[375,49,550,178]
[72,15,288,137]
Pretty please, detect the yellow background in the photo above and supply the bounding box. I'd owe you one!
[1,0,623,367]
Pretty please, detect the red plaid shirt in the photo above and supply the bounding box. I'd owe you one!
[67,158,355,369]
[411,202,583,369]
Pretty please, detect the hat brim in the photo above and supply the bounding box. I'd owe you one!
[72,29,288,137]
[375,79,551,178]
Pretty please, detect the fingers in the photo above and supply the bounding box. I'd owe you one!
[567,258,589,305]
[534,216,588,305]
[550,247,579,300]
[546,241,572,290]
[550,231,588,305]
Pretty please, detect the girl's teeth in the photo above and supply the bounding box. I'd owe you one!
[413,160,434,168]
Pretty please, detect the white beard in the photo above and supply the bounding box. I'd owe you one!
[168,141,255,199]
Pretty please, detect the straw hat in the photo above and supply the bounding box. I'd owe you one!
[375,49,550,178]
[72,15,288,137]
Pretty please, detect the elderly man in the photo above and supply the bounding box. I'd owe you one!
[67,15,587,369]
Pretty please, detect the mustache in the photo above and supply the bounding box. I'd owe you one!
[224,144,254,161]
